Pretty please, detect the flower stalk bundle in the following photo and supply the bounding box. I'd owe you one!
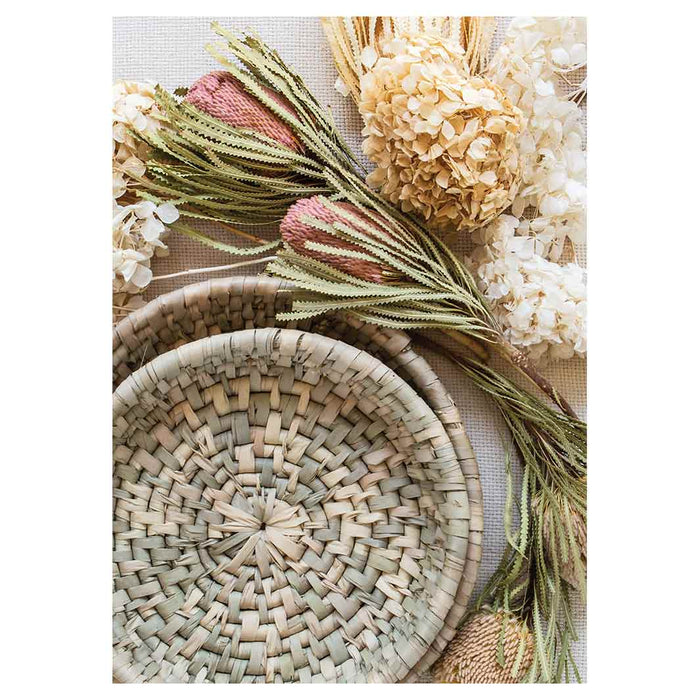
[130,23,587,682]
[419,336,586,682]
[272,194,576,418]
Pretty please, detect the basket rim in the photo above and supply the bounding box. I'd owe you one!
[112,275,484,681]
[114,327,470,683]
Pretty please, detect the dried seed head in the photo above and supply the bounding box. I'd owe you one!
[359,33,522,232]
[536,490,587,589]
[280,197,399,283]
[186,71,303,152]
[433,610,534,683]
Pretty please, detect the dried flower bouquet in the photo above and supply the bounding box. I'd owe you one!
[125,21,587,683]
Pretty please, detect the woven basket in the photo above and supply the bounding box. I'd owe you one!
[112,276,483,681]
[114,328,472,683]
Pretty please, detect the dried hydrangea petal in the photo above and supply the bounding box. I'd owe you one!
[487,17,587,255]
[156,202,179,224]
[358,32,523,233]
[112,80,179,298]
[471,215,586,364]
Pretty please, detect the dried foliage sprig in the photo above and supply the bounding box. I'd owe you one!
[132,29,363,230]
[271,194,575,417]
[132,25,586,681]
[418,335,585,682]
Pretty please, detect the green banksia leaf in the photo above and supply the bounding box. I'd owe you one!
[534,489,587,591]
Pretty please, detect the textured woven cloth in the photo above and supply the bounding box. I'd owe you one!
[113,15,587,680]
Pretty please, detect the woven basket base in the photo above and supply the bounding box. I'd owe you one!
[113,277,483,681]
[114,329,470,683]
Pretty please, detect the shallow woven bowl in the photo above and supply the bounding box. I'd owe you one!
[112,276,483,680]
[113,328,470,683]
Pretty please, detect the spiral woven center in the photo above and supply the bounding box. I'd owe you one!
[113,329,470,683]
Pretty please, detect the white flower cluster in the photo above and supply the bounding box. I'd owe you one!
[113,200,178,292]
[472,215,586,363]
[359,33,523,232]
[112,80,177,295]
[487,17,587,258]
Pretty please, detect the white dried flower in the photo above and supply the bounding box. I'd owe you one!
[472,215,586,363]
[112,200,177,294]
[112,80,178,297]
[487,18,587,257]
[359,32,523,232]
[113,80,168,174]
[334,76,350,97]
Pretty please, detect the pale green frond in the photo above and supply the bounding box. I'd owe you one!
[172,222,281,256]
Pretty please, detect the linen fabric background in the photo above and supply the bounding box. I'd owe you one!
[113,15,587,681]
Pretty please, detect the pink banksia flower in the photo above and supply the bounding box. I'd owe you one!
[280,196,400,283]
[185,70,303,152]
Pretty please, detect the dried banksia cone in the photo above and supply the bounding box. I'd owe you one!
[185,70,303,152]
[537,490,587,590]
[280,196,400,283]
[359,33,522,232]
[433,611,534,683]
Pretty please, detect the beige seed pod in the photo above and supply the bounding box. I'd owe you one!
[359,32,522,233]
[433,610,534,683]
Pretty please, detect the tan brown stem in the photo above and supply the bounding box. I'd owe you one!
[443,328,490,363]
[496,340,578,420]
[152,257,277,281]
[219,221,270,245]
[417,330,579,421]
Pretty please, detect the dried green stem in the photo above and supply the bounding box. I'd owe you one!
[412,332,586,682]
[495,340,578,419]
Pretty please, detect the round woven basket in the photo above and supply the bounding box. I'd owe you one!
[113,328,471,683]
[112,276,483,681]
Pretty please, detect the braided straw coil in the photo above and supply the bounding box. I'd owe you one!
[112,276,483,680]
[114,328,472,682]
[432,611,534,683]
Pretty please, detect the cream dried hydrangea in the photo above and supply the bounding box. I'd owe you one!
[359,33,523,232]
[112,80,178,300]
[487,17,587,258]
[113,80,169,188]
[471,214,586,363]
[113,200,178,293]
